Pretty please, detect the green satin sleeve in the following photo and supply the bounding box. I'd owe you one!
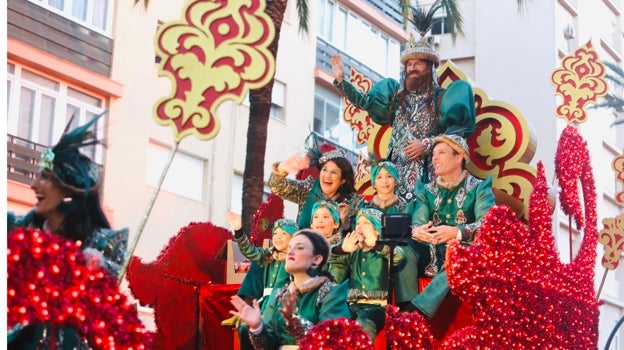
[337,78,401,124]
[471,175,495,222]
[327,253,350,284]
[318,281,351,322]
[410,181,431,226]
[440,80,476,137]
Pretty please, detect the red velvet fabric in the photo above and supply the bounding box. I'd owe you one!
[200,284,241,350]
[418,278,473,349]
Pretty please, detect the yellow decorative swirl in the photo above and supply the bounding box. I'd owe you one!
[599,213,624,270]
[551,41,608,124]
[153,0,275,141]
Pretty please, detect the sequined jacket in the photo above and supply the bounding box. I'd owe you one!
[334,78,476,200]
[411,174,495,244]
[268,163,360,230]
[248,279,350,349]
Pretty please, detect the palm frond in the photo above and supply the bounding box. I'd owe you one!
[591,61,624,127]
[401,0,464,43]
[133,0,149,8]
[296,0,310,34]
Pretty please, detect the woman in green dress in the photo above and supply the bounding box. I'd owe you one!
[230,229,350,349]
[269,148,360,232]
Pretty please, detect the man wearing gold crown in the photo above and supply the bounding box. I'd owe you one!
[331,4,475,202]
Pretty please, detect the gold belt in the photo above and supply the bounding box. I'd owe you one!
[351,298,387,306]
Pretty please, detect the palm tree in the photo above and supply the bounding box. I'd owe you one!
[594,61,624,126]
[241,0,309,232]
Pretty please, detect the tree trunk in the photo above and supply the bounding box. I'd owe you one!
[241,0,288,234]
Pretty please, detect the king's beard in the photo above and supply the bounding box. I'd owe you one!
[405,72,433,92]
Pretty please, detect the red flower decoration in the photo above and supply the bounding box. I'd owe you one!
[7,227,152,349]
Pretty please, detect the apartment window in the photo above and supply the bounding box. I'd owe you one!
[242,80,286,122]
[6,62,105,161]
[270,81,286,121]
[230,173,243,214]
[431,16,454,35]
[146,142,206,202]
[29,0,113,36]
[314,86,364,154]
[317,0,401,79]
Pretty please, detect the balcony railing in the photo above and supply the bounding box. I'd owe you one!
[7,135,47,185]
[363,0,404,26]
[312,132,361,168]
[316,37,385,84]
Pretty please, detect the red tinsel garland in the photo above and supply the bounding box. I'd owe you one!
[444,125,599,349]
[7,227,152,349]
[299,317,373,350]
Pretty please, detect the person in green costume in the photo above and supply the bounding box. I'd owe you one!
[331,34,476,202]
[226,212,299,349]
[268,148,360,233]
[7,114,128,350]
[230,229,350,349]
[329,207,404,341]
[397,134,495,317]
[364,159,407,213]
[309,200,343,247]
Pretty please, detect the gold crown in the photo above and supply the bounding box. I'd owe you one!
[400,33,440,67]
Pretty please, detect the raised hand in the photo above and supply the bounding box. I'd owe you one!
[341,231,361,253]
[226,211,242,231]
[277,152,311,175]
[331,54,345,83]
[278,289,298,320]
[230,295,262,330]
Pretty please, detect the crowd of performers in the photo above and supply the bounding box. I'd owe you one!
[225,37,495,349]
[7,17,495,350]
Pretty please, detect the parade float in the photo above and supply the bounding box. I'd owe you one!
[7,0,624,348]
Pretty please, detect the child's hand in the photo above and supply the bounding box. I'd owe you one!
[341,231,361,253]
[227,211,242,231]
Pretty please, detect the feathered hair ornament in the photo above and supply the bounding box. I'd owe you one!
[400,0,465,66]
[40,112,106,195]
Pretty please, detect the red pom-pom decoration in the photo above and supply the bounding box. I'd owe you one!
[299,317,373,350]
[444,125,599,349]
[385,305,434,349]
[7,227,152,349]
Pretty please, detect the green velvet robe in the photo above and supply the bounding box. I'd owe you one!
[335,78,476,201]
[395,175,495,314]
[243,280,350,349]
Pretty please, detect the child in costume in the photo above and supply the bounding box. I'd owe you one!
[329,207,404,341]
